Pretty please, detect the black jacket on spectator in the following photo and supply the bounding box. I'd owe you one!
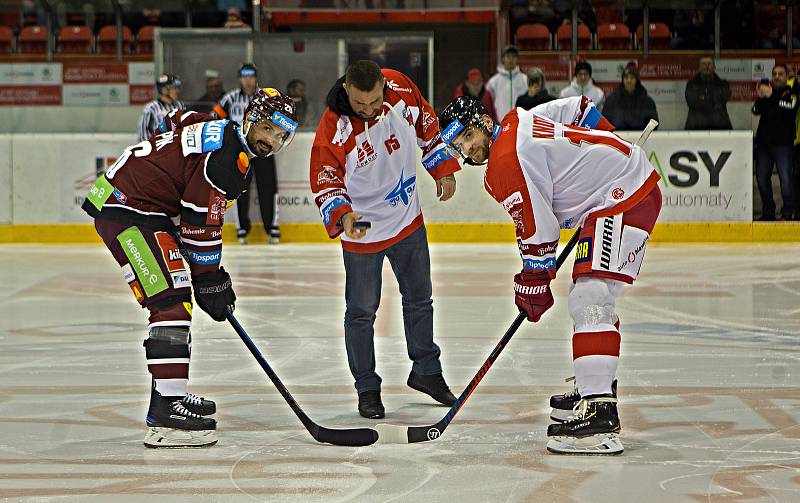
[752,83,799,147]
[602,83,659,131]
[684,73,732,130]
[515,89,556,110]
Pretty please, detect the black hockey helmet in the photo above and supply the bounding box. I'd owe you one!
[438,95,496,166]
[156,73,181,91]
[242,87,298,156]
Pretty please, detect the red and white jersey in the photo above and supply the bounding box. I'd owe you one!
[484,99,660,275]
[310,69,460,253]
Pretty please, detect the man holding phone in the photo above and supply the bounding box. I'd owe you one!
[310,60,461,418]
[752,64,798,220]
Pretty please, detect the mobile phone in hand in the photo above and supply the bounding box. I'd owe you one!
[760,78,770,85]
[353,221,371,230]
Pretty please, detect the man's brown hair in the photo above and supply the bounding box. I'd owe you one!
[345,60,384,91]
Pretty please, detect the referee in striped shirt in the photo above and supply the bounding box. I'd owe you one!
[213,63,281,244]
[137,73,184,142]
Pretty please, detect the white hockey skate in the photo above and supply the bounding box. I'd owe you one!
[144,426,218,448]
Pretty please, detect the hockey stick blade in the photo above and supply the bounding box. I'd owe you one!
[375,230,582,444]
[226,311,378,447]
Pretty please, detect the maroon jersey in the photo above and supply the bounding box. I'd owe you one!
[83,111,253,275]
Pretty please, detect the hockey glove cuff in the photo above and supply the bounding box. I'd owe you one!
[514,271,553,322]
[192,266,236,322]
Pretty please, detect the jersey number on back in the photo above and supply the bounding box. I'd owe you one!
[106,141,153,179]
[533,116,631,156]
[562,126,631,156]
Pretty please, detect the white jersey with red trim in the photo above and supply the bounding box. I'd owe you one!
[484,100,660,275]
[310,69,460,253]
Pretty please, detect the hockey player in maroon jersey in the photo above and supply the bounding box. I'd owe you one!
[82,88,298,447]
[437,95,661,455]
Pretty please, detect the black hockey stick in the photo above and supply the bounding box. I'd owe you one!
[226,311,379,447]
[375,228,582,444]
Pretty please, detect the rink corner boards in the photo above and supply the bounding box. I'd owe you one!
[0,222,799,244]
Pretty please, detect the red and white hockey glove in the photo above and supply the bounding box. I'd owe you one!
[513,271,553,322]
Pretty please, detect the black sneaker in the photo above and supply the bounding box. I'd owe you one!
[358,390,385,419]
[546,396,623,455]
[550,378,617,422]
[407,370,457,406]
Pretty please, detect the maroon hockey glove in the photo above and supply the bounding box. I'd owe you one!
[192,266,236,322]
[513,271,553,322]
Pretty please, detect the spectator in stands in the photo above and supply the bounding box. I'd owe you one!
[486,46,528,122]
[454,68,498,122]
[559,61,604,109]
[602,62,658,130]
[684,57,732,130]
[528,0,558,30]
[552,0,597,31]
[671,8,713,49]
[137,73,183,142]
[509,0,558,34]
[223,8,250,29]
[287,78,314,127]
[194,69,225,114]
[753,64,798,221]
[515,67,555,110]
[755,1,800,50]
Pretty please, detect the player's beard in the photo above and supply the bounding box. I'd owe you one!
[469,142,489,164]
[255,140,273,157]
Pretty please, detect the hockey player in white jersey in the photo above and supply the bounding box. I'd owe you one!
[438,95,662,455]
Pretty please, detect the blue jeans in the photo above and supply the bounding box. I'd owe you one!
[343,226,441,393]
[756,145,795,219]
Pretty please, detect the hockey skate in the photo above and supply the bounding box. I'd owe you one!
[546,396,623,455]
[144,390,217,448]
[550,378,617,422]
[177,393,216,416]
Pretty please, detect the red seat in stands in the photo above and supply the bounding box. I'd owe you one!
[58,25,92,53]
[97,25,132,54]
[597,23,631,49]
[18,25,47,53]
[636,22,671,49]
[136,25,157,54]
[556,23,592,51]
[516,23,551,51]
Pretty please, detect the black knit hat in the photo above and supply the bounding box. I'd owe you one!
[574,61,592,75]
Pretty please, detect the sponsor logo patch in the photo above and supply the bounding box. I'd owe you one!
[189,250,221,265]
[611,187,625,200]
[422,149,451,171]
[237,152,249,174]
[502,192,525,233]
[317,165,341,185]
[129,280,144,303]
[441,119,464,145]
[575,237,592,264]
[171,271,191,289]
[154,232,184,272]
[206,190,227,225]
[122,263,135,283]
[356,141,377,168]
[600,217,615,270]
[271,110,297,133]
[384,172,416,207]
[112,187,127,204]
